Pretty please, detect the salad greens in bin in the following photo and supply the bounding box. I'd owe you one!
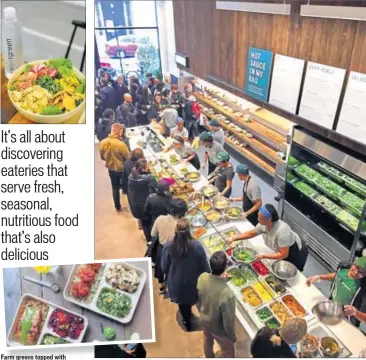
[336,210,359,232]
[339,192,365,218]
[227,268,246,287]
[256,307,273,322]
[313,195,341,215]
[316,177,346,200]
[286,172,299,184]
[318,162,346,182]
[288,156,301,168]
[294,181,318,198]
[344,176,366,198]
[294,164,322,184]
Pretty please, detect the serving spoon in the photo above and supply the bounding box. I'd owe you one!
[21,275,60,293]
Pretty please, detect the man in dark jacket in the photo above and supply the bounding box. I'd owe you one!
[116,94,138,128]
[114,75,129,107]
[96,108,115,142]
[307,256,366,328]
[99,78,118,111]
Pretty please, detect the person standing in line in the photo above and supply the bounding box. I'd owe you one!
[197,251,236,358]
[114,75,129,107]
[230,164,262,226]
[99,123,130,213]
[148,199,188,294]
[146,76,156,94]
[162,218,210,331]
[116,93,138,128]
[208,152,235,198]
[123,148,145,195]
[136,86,151,126]
[99,78,118,112]
[161,88,172,110]
[171,84,183,117]
[209,119,225,146]
[96,108,115,142]
[170,117,189,141]
[148,92,162,123]
[128,159,158,241]
[200,132,225,175]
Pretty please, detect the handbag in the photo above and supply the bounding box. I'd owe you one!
[146,236,159,261]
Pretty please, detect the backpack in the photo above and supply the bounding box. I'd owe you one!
[192,102,201,119]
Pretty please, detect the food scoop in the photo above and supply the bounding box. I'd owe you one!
[22,275,60,293]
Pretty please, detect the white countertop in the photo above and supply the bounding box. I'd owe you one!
[127,127,365,356]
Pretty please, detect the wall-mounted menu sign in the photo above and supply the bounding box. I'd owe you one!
[245,47,273,102]
[299,62,346,129]
[337,71,366,145]
[269,54,305,113]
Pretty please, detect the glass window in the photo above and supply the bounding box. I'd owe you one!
[95,0,157,28]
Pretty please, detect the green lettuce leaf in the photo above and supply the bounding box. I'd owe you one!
[41,106,64,115]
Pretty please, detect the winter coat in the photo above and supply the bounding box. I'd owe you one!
[128,173,157,219]
[143,193,171,230]
[99,85,118,111]
[116,103,138,128]
[114,83,130,107]
[162,240,210,305]
[148,103,161,122]
[96,117,112,142]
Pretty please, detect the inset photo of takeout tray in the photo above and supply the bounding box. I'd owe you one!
[64,262,147,324]
[7,294,88,347]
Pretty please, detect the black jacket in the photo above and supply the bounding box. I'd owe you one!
[96,117,112,142]
[330,261,366,327]
[143,193,171,228]
[114,83,130,106]
[128,173,157,219]
[148,103,161,122]
[95,344,146,358]
[116,103,138,128]
[100,85,118,111]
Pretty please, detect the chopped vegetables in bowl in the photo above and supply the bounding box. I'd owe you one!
[8,58,85,123]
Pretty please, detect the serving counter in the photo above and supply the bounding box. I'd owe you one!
[126,126,365,357]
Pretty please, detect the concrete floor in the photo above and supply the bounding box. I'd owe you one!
[94,140,333,357]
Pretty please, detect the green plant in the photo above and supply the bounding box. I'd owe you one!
[135,38,161,79]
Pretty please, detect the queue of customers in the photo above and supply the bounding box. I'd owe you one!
[95,70,201,142]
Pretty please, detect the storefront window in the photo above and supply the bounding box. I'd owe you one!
[95,0,161,79]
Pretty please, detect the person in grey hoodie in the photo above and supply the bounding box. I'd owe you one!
[116,94,138,128]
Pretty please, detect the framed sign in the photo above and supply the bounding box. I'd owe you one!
[269,54,305,113]
[337,71,366,145]
[245,47,273,102]
[299,62,346,129]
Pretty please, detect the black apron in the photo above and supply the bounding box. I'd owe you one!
[242,177,259,226]
[184,152,200,170]
[286,238,308,272]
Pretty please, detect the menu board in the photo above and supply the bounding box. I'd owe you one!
[269,54,305,113]
[299,62,346,129]
[337,71,366,145]
[245,47,273,102]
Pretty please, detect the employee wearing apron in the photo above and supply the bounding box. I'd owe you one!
[200,132,225,175]
[209,119,225,146]
[226,204,308,271]
[230,164,262,226]
[165,136,200,170]
[208,152,235,198]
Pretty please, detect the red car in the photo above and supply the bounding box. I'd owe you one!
[105,35,141,58]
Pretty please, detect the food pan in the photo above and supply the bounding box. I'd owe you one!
[64,262,147,324]
[281,294,307,318]
[269,300,293,324]
[7,294,88,347]
[241,286,263,309]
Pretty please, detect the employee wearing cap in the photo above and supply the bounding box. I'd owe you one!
[307,255,366,328]
[200,132,225,175]
[208,152,235,198]
[230,164,262,226]
[209,119,225,146]
[164,136,200,170]
[226,204,308,271]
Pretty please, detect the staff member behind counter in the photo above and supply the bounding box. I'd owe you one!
[226,205,308,271]
[208,152,235,198]
[230,164,262,226]
[200,132,225,175]
[209,119,225,146]
[164,136,200,170]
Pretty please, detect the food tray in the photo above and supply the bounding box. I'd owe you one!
[227,267,247,288]
[294,164,322,184]
[265,275,288,296]
[269,300,293,324]
[300,322,351,358]
[315,177,346,201]
[252,281,276,303]
[281,294,306,318]
[7,294,88,347]
[221,226,240,238]
[256,306,274,323]
[232,246,256,263]
[294,181,319,198]
[344,176,366,198]
[318,162,346,183]
[241,286,263,309]
[336,210,360,233]
[339,192,365,218]
[251,260,271,276]
[64,262,147,324]
[200,233,226,253]
[286,171,299,184]
[287,156,302,170]
[313,194,341,215]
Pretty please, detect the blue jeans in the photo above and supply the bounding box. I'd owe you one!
[185,119,198,140]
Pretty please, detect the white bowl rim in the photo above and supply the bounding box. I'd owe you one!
[7,59,85,119]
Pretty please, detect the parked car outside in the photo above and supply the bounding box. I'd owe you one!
[105,35,143,58]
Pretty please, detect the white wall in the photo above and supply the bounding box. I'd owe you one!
[156,0,179,78]
[2,0,86,72]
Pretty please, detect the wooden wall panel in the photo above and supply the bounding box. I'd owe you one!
[350,22,366,73]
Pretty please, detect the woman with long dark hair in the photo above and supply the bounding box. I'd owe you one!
[162,218,210,331]
[136,86,151,126]
[128,159,157,240]
[148,199,188,294]
[148,92,162,122]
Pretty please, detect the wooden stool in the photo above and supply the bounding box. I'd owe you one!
[65,20,86,71]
